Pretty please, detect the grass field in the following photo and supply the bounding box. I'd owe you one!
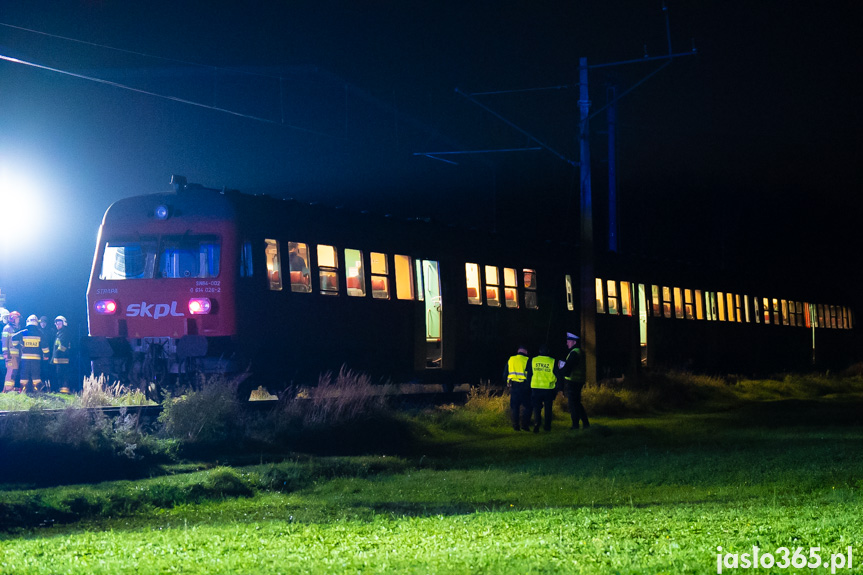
[2,374,863,574]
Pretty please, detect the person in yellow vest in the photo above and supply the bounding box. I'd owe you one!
[527,344,559,433]
[19,315,51,394]
[504,345,532,431]
[560,332,590,429]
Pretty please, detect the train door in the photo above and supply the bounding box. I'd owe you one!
[638,283,648,365]
[421,260,443,368]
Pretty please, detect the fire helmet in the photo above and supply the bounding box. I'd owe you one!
[55,316,67,326]
[26,314,39,326]
[8,311,21,322]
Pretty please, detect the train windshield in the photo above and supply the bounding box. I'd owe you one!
[100,235,220,280]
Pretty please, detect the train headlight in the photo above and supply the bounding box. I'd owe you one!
[154,205,170,220]
[95,300,117,314]
[188,298,212,314]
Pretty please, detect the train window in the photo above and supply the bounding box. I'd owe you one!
[831,305,838,328]
[345,249,366,297]
[565,275,574,311]
[780,300,788,326]
[684,289,694,319]
[504,268,519,309]
[621,281,632,316]
[727,293,736,322]
[159,235,221,279]
[743,295,751,323]
[651,285,661,317]
[753,297,761,324]
[717,292,726,321]
[395,255,414,300]
[596,278,605,314]
[607,280,619,315]
[370,252,390,299]
[789,301,797,327]
[415,260,424,301]
[695,290,704,320]
[466,263,482,305]
[485,266,501,307]
[798,302,805,327]
[662,286,672,318]
[762,298,770,324]
[524,269,538,309]
[240,241,253,278]
[101,239,158,280]
[772,298,781,325]
[288,242,311,293]
[673,287,683,319]
[265,239,282,291]
[317,244,339,295]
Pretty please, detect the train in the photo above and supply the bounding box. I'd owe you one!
[82,176,860,396]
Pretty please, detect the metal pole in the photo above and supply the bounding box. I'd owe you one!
[579,57,597,386]
[607,85,619,253]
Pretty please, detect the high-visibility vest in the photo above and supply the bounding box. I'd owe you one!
[530,355,557,389]
[563,347,585,382]
[507,354,529,383]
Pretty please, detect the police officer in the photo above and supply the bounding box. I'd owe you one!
[2,311,22,392]
[527,344,558,433]
[19,315,50,393]
[52,316,73,394]
[505,345,532,431]
[560,332,590,430]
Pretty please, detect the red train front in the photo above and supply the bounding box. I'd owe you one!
[85,180,240,384]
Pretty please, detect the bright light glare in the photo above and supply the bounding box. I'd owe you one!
[0,161,50,241]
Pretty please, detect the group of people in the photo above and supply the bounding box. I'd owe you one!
[505,332,590,433]
[1,309,73,394]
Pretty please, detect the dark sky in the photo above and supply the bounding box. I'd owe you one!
[1,1,861,327]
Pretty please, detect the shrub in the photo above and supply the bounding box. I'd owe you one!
[158,373,246,446]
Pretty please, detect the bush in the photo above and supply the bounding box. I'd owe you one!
[158,373,246,446]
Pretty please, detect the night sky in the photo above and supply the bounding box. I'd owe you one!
[1,1,861,331]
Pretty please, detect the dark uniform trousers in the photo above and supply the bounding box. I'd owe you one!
[510,381,532,430]
[531,388,557,431]
[566,381,590,428]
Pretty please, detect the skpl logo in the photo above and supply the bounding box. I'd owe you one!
[126,301,185,319]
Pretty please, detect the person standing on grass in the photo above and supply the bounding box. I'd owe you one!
[505,345,532,431]
[560,332,590,430]
[527,344,559,433]
[52,316,73,394]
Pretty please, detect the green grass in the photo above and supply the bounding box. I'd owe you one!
[2,374,863,573]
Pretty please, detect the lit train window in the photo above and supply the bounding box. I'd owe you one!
[621,281,632,316]
[780,300,789,326]
[415,260,424,302]
[772,298,781,325]
[724,293,734,322]
[707,292,718,321]
[288,242,311,293]
[159,235,221,279]
[466,263,482,305]
[504,268,519,308]
[816,304,824,327]
[662,287,672,319]
[804,302,811,328]
[265,239,282,291]
[730,294,739,322]
[607,280,619,315]
[485,266,501,307]
[395,255,414,300]
[651,285,661,317]
[596,278,605,314]
[317,244,339,296]
[789,301,797,326]
[684,289,694,319]
[100,238,158,280]
[762,298,770,324]
[524,269,538,309]
[831,305,838,328]
[695,290,704,320]
[371,252,390,299]
[797,302,805,327]
[743,295,751,323]
[345,249,366,297]
[673,287,683,319]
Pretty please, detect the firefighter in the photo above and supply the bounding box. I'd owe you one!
[0,309,8,386]
[19,314,50,394]
[505,345,532,431]
[527,344,559,433]
[52,316,73,394]
[2,311,22,392]
[39,315,56,389]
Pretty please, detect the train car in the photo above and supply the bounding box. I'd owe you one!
[83,177,860,395]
